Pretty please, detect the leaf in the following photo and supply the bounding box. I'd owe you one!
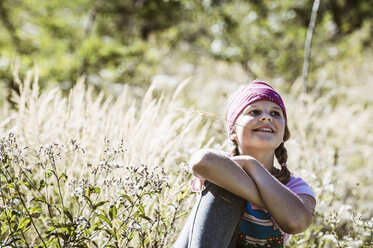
[53,204,63,215]
[137,205,145,215]
[128,231,134,241]
[56,227,70,233]
[93,200,108,211]
[97,214,112,227]
[139,191,155,198]
[18,238,27,244]
[2,183,15,189]
[59,173,68,182]
[0,211,6,220]
[45,169,53,178]
[84,228,89,237]
[83,195,93,208]
[177,186,190,201]
[63,207,74,223]
[175,211,189,219]
[109,205,117,220]
[90,220,103,231]
[45,230,69,241]
[51,225,76,241]
[38,179,46,191]
[48,218,60,226]
[46,226,57,233]
[19,181,31,189]
[91,241,99,248]
[30,206,42,218]
[17,217,31,231]
[135,205,152,223]
[85,186,101,197]
[11,209,21,218]
[74,239,90,248]
[103,228,113,236]
[3,237,22,246]
[1,225,9,235]
[119,194,133,204]
[137,214,152,223]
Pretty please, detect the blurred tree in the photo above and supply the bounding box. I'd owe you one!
[0,0,372,97]
[0,0,195,92]
[178,0,373,84]
[324,0,373,35]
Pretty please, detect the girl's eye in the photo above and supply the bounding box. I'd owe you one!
[248,110,260,115]
[271,111,281,117]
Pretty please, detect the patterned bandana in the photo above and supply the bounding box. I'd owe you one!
[225,81,287,135]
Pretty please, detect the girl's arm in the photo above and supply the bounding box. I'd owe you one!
[239,156,315,234]
[190,149,265,207]
[190,149,315,234]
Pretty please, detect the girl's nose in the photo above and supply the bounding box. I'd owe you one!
[260,114,272,122]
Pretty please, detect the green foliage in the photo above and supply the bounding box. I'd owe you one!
[0,132,192,247]
[0,0,372,93]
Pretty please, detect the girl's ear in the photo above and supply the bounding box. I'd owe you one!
[229,131,237,141]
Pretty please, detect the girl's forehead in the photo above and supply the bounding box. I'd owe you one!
[245,100,282,109]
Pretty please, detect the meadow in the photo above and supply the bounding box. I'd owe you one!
[1,51,373,247]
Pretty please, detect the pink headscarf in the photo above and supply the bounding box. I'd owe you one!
[225,81,287,135]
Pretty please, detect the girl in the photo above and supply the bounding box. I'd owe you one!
[173,81,316,248]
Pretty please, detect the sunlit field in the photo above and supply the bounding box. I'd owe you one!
[1,52,373,247]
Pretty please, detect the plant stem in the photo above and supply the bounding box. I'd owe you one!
[161,202,180,247]
[42,171,62,248]
[1,167,19,246]
[20,230,31,248]
[13,180,48,247]
[93,197,139,247]
[302,0,320,95]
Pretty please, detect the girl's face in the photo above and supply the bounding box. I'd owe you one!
[231,100,285,155]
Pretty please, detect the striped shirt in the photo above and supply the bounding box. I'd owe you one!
[236,177,315,248]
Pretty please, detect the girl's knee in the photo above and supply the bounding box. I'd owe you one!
[202,182,246,209]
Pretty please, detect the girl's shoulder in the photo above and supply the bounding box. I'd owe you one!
[286,176,316,199]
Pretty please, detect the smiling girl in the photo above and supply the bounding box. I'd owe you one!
[173,82,316,248]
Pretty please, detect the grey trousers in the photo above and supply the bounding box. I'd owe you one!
[172,182,246,248]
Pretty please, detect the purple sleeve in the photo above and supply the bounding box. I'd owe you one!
[286,177,316,200]
[282,177,316,245]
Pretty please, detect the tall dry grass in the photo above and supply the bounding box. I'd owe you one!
[0,69,213,247]
[1,51,373,247]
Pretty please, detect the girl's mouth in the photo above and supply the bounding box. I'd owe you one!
[253,127,274,133]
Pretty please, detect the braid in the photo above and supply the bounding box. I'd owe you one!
[274,142,291,185]
[231,140,240,156]
[273,124,291,185]
[275,142,287,165]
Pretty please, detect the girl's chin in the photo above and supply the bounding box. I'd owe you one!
[251,137,276,144]
[242,142,280,151]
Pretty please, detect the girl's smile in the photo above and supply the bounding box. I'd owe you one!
[253,126,274,133]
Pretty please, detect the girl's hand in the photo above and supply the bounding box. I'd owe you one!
[189,150,207,192]
[192,177,206,192]
[188,149,265,207]
[231,155,258,172]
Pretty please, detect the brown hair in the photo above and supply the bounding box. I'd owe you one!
[230,124,292,185]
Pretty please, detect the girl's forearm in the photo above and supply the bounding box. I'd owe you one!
[190,149,265,207]
[245,160,314,234]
